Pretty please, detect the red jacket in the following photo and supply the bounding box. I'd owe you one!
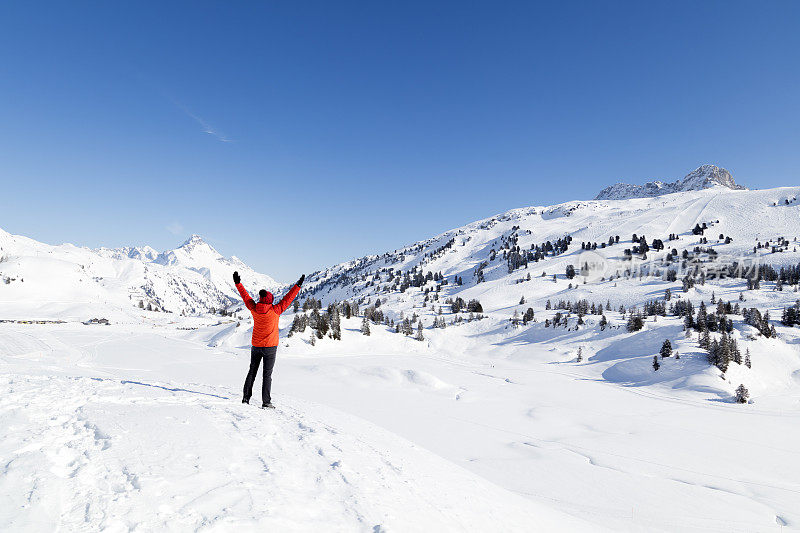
[236,283,300,347]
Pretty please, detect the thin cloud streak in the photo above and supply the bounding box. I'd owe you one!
[174,102,234,143]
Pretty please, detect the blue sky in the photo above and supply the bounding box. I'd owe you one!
[1,1,799,281]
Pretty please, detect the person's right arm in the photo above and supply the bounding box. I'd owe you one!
[233,271,255,312]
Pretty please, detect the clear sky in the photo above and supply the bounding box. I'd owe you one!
[1,1,799,281]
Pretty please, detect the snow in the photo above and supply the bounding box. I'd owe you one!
[0,324,591,532]
[3,181,800,530]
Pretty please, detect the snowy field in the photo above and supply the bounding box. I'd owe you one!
[2,316,798,532]
[0,323,591,532]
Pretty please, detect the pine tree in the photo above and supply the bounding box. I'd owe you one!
[699,329,711,350]
[735,384,750,403]
[660,339,672,358]
[467,299,483,313]
[652,356,660,371]
[360,317,370,336]
[599,315,607,330]
[415,322,424,341]
[316,313,329,339]
[731,338,742,365]
[716,334,730,373]
[626,313,644,332]
[576,346,583,362]
[329,307,342,340]
[744,348,751,368]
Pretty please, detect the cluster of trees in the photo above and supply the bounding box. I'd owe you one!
[743,308,776,337]
[545,312,569,328]
[510,307,535,326]
[626,312,644,332]
[138,300,162,312]
[699,330,742,372]
[302,297,323,312]
[433,312,486,329]
[422,237,455,263]
[781,304,800,326]
[679,301,735,333]
[755,238,792,254]
[677,260,800,288]
[542,309,607,330]
[290,301,351,340]
[449,297,483,313]
[475,261,487,284]
[580,236,620,250]
[502,235,574,274]
[546,298,610,316]
[758,263,800,285]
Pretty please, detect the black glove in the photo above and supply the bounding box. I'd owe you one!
[296,274,305,287]
[233,271,241,285]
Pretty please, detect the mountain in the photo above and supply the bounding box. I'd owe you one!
[303,183,797,313]
[594,164,746,200]
[0,231,283,320]
[150,234,282,299]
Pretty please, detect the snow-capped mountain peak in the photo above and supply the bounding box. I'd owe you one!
[678,164,743,191]
[594,164,746,200]
[180,234,208,249]
[155,235,223,267]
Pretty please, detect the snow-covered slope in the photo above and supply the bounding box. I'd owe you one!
[594,164,746,200]
[303,183,797,310]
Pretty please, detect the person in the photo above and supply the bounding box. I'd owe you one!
[233,270,304,408]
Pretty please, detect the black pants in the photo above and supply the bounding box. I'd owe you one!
[243,346,278,405]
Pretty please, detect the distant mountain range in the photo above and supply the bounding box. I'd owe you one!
[594,164,746,200]
[0,230,283,320]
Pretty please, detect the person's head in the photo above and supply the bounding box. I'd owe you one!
[258,289,274,304]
